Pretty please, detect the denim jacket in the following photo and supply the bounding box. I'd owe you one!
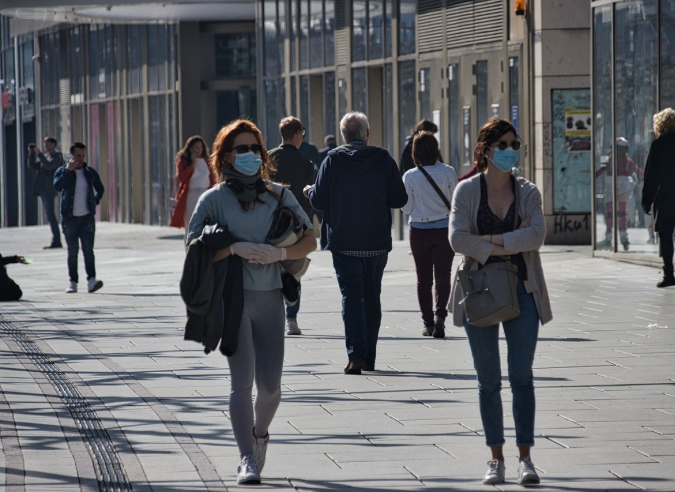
[53,163,105,219]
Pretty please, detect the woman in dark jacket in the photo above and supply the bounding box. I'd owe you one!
[642,108,675,288]
[170,136,217,229]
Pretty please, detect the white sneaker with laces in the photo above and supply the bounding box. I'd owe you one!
[483,459,505,485]
[236,454,261,484]
[87,278,103,293]
[518,456,540,485]
[253,430,269,473]
[65,281,77,293]
[286,318,301,335]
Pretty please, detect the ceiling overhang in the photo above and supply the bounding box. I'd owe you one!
[0,1,256,23]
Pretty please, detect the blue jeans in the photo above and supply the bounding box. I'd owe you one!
[464,281,540,447]
[62,215,97,283]
[41,194,61,245]
[331,252,388,366]
[286,282,301,319]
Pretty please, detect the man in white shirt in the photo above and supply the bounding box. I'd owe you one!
[53,142,105,293]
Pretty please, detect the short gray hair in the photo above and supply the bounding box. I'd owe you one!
[340,112,369,143]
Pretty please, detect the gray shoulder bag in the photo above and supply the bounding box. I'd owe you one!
[456,179,521,327]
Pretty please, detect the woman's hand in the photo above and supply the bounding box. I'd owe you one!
[248,244,284,264]
[231,242,258,260]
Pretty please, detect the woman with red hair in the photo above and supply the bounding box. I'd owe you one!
[186,120,316,485]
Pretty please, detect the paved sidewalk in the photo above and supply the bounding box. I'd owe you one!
[1,223,675,491]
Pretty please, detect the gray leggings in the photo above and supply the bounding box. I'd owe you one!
[227,289,285,456]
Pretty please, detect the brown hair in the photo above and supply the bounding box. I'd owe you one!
[176,135,209,164]
[210,119,274,183]
[279,116,303,141]
[412,131,440,167]
[475,118,519,172]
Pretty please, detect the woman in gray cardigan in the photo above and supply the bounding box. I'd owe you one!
[449,119,552,486]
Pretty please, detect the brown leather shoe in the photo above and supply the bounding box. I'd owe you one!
[344,359,365,375]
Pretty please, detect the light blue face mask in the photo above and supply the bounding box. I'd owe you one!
[488,147,520,173]
[232,151,263,176]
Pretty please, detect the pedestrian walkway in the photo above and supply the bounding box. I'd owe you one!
[1,223,674,491]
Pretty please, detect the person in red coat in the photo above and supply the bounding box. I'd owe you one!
[170,135,217,229]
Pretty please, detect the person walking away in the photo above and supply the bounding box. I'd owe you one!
[27,136,64,248]
[0,254,30,301]
[642,108,675,288]
[53,142,105,294]
[187,120,316,484]
[449,118,552,486]
[401,132,457,338]
[319,135,337,162]
[298,132,322,170]
[305,112,408,374]
[268,117,316,335]
[400,119,440,176]
[170,136,216,234]
[595,137,643,251]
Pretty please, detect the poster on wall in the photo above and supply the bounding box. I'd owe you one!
[552,89,592,213]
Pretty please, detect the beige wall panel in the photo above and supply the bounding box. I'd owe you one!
[536,0,591,31]
[534,29,590,78]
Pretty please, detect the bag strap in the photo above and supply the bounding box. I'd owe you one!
[417,166,451,210]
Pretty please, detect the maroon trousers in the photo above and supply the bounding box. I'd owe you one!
[409,226,455,327]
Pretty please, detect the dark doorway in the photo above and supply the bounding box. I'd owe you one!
[23,119,38,225]
[216,89,257,129]
[4,122,18,226]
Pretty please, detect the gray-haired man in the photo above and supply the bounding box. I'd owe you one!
[305,112,408,374]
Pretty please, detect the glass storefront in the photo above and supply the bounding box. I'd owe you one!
[592,0,673,258]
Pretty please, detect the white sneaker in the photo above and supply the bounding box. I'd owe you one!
[483,459,505,485]
[253,429,269,473]
[236,454,261,484]
[518,456,540,485]
[65,281,77,293]
[87,278,103,293]
[286,318,301,335]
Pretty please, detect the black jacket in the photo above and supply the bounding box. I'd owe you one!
[308,143,408,251]
[27,151,63,196]
[268,144,315,218]
[0,255,22,302]
[180,224,244,356]
[53,163,105,219]
[319,143,337,163]
[642,132,675,231]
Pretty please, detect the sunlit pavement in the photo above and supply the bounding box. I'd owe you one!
[1,223,674,491]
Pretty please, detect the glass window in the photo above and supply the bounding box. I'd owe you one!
[661,0,675,108]
[352,0,366,62]
[509,57,519,133]
[310,0,323,67]
[70,28,83,101]
[157,25,167,91]
[290,0,297,70]
[148,25,159,91]
[300,0,309,69]
[215,33,256,78]
[128,26,142,94]
[384,63,393,155]
[265,79,281,148]
[338,78,347,122]
[398,60,416,149]
[300,74,310,138]
[278,0,286,73]
[168,25,176,91]
[419,68,430,120]
[369,0,383,59]
[384,0,392,58]
[613,0,658,254]
[264,0,278,75]
[448,63,461,173]
[2,48,15,123]
[20,41,35,117]
[104,26,115,96]
[352,67,367,113]
[89,26,99,100]
[148,95,168,225]
[593,6,613,251]
[325,0,335,65]
[325,71,336,137]
[476,60,488,131]
[291,75,298,115]
[399,0,416,56]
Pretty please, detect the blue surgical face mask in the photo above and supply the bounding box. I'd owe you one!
[232,151,263,176]
[488,147,520,173]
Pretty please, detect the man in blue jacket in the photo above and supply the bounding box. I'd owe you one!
[305,112,408,374]
[53,142,105,294]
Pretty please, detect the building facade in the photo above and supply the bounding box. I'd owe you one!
[591,0,674,264]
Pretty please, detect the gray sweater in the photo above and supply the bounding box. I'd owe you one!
[448,174,553,327]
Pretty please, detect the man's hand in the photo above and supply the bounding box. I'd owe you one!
[303,184,315,198]
[35,148,42,155]
[66,159,78,171]
[248,244,283,264]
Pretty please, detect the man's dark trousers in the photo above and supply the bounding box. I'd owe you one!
[62,214,96,283]
[41,195,61,246]
[331,252,388,368]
